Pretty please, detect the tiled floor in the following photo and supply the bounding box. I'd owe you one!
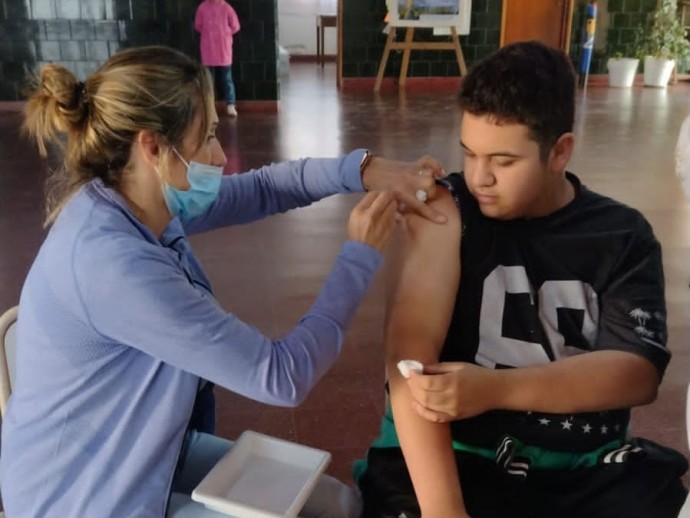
[0,63,689,488]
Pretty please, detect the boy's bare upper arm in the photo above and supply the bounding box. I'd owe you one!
[385,187,462,363]
[383,187,465,512]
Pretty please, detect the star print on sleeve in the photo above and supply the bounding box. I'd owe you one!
[561,419,573,431]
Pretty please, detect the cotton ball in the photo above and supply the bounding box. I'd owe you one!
[397,359,424,379]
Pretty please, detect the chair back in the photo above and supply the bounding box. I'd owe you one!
[0,306,18,417]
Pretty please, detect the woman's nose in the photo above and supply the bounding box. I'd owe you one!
[214,143,228,168]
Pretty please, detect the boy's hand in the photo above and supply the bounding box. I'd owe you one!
[406,362,504,422]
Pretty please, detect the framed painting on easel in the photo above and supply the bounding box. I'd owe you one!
[375,0,471,91]
[387,0,471,34]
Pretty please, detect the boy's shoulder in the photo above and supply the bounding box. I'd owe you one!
[439,171,653,240]
[570,174,655,240]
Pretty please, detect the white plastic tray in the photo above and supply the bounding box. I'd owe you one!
[191,430,331,518]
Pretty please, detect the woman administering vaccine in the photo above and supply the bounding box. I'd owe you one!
[0,46,443,518]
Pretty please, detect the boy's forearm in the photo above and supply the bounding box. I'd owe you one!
[497,350,660,414]
[389,369,465,516]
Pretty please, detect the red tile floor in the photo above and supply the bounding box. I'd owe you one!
[0,63,689,492]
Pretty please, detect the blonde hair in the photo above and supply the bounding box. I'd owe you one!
[23,45,215,225]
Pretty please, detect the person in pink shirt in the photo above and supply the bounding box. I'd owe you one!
[195,0,241,117]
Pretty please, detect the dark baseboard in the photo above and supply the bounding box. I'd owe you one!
[340,73,690,92]
[341,76,462,93]
[289,54,336,63]
[581,73,690,87]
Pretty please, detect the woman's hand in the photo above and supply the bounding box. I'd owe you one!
[347,191,398,252]
[407,362,504,422]
[361,155,448,224]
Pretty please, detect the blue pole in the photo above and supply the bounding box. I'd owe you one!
[579,1,598,88]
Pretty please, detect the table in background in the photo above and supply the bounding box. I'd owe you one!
[316,14,337,67]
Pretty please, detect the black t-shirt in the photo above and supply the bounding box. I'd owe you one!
[437,172,670,452]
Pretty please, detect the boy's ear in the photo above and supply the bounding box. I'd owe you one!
[549,132,574,174]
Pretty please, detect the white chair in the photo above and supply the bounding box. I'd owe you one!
[0,305,18,418]
[0,305,16,518]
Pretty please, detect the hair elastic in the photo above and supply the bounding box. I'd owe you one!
[74,81,88,105]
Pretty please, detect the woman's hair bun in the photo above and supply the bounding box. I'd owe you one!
[38,64,89,132]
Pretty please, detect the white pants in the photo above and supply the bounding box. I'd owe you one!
[166,431,362,518]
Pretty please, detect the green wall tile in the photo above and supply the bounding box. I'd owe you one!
[609,0,624,12]
[641,0,657,11]
[487,0,502,13]
[410,61,430,76]
[0,0,279,101]
[623,0,642,13]
[342,0,504,79]
[613,13,631,28]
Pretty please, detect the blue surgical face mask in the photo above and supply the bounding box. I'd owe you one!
[162,148,223,221]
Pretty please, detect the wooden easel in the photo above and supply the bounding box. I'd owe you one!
[374,25,467,92]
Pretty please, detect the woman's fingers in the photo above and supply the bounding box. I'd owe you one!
[347,191,398,252]
[395,170,447,223]
[367,189,397,217]
[416,156,446,179]
[359,155,449,225]
[397,194,446,224]
[351,190,380,214]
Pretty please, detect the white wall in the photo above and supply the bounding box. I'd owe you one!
[278,0,337,56]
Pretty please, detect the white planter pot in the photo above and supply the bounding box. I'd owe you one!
[643,56,676,87]
[607,58,639,87]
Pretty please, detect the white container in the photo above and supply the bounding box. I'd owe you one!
[607,58,639,87]
[643,56,676,87]
[192,431,331,518]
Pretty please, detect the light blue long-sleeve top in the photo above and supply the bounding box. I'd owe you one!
[0,150,381,518]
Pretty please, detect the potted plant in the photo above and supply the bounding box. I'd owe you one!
[607,50,639,88]
[638,0,690,87]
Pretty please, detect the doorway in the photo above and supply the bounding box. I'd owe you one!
[277,0,338,67]
[500,0,575,53]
